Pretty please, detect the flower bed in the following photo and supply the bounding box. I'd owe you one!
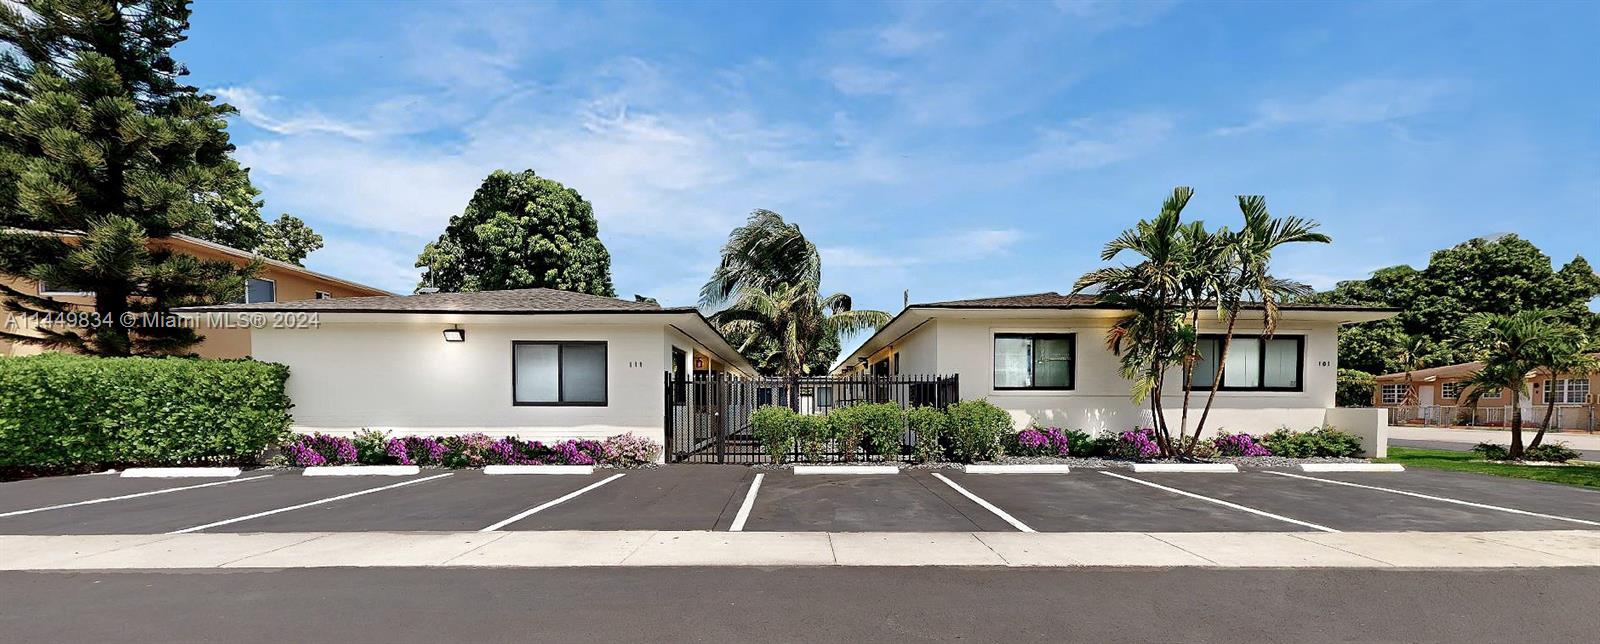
[281,431,661,469]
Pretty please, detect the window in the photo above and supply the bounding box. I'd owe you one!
[1441,382,1461,400]
[314,290,332,300]
[36,281,90,296]
[1546,379,1591,405]
[994,333,1075,390]
[1381,383,1408,405]
[512,341,606,406]
[670,347,687,405]
[1190,335,1303,391]
[235,278,276,304]
[892,353,900,375]
[1478,387,1502,400]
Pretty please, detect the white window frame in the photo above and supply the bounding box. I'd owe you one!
[1440,382,1461,400]
[314,290,332,300]
[1477,387,1502,400]
[241,277,277,304]
[1380,383,1408,405]
[1546,379,1590,405]
[36,281,90,297]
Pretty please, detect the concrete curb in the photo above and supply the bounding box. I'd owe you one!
[962,464,1070,474]
[483,465,595,475]
[302,466,421,477]
[1300,463,1405,473]
[120,467,241,478]
[6,530,1600,570]
[792,465,899,475]
[1131,463,1238,473]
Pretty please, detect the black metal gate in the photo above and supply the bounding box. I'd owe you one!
[664,373,960,463]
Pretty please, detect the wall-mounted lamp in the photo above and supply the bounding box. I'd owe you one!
[443,325,465,342]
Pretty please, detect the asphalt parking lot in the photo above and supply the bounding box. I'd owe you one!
[2,465,1598,535]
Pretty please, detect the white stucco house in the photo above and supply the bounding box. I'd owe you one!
[831,292,1398,454]
[180,288,756,447]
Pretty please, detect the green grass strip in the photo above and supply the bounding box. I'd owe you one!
[1378,447,1600,490]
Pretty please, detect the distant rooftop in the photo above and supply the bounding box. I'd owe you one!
[915,291,1396,312]
[178,287,683,314]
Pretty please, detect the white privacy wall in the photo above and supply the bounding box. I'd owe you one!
[250,318,670,444]
[924,315,1342,436]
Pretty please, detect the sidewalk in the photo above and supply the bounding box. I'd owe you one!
[5,530,1600,570]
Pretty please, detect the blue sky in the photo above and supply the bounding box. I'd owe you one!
[183,0,1598,326]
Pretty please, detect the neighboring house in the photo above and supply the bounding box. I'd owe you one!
[1372,356,1598,430]
[832,292,1398,446]
[1,233,390,358]
[178,288,756,446]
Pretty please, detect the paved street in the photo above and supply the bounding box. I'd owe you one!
[3,567,1598,643]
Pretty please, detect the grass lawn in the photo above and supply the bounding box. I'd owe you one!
[1378,447,1600,490]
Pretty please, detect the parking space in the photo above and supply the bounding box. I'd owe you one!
[739,471,1015,532]
[504,466,750,531]
[940,472,1302,532]
[3,465,1598,535]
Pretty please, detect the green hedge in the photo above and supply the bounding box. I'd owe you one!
[0,354,293,469]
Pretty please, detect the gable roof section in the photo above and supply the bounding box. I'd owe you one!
[178,287,667,314]
[1373,362,1485,382]
[920,291,1396,312]
[166,234,392,296]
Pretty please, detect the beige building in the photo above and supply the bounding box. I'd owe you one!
[833,292,1397,453]
[2,234,389,358]
[1373,356,1598,430]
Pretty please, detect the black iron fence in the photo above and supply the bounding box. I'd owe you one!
[665,373,960,463]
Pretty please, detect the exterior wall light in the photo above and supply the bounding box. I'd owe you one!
[443,325,465,342]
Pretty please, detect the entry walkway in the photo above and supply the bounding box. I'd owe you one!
[4,530,1600,569]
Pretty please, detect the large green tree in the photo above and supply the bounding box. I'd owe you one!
[1455,310,1581,459]
[0,0,267,355]
[701,210,886,378]
[415,169,615,296]
[1314,235,1600,374]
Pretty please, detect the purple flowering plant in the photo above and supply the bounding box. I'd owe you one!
[1212,432,1272,457]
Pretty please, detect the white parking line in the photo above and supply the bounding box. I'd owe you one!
[930,472,1035,533]
[480,473,626,532]
[729,473,764,532]
[0,475,273,519]
[168,473,454,534]
[1100,471,1339,533]
[1266,471,1600,527]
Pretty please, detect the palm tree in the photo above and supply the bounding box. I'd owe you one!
[1188,196,1328,447]
[1456,310,1568,459]
[1529,329,1595,448]
[702,210,888,383]
[1073,187,1195,456]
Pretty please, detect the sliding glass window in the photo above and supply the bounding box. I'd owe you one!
[993,333,1075,390]
[1189,335,1303,391]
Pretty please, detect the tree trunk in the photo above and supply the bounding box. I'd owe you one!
[1508,390,1525,459]
[1193,310,1240,445]
[1531,376,1556,449]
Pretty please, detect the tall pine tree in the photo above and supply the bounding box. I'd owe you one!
[0,0,280,354]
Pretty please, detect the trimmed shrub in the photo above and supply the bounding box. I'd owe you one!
[1471,442,1509,461]
[1180,434,1219,459]
[906,406,949,463]
[1005,426,1073,457]
[795,414,831,463]
[828,405,867,462]
[946,399,1011,462]
[1260,425,1364,458]
[1212,432,1271,457]
[352,429,391,464]
[855,403,905,461]
[751,405,798,464]
[0,354,292,470]
[1523,443,1580,463]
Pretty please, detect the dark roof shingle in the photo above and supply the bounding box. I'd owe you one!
[178,288,681,314]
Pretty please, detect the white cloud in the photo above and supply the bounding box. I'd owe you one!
[1011,112,1175,174]
[876,24,944,55]
[215,87,379,140]
[305,235,423,294]
[1215,78,1462,135]
[827,65,901,96]
[823,228,1023,269]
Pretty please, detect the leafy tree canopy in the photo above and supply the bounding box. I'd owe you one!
[1313,235,1600,373]
[415,169,615,296]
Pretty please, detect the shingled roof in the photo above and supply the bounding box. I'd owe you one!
[178,288,682,314]
[916,291,1395,312]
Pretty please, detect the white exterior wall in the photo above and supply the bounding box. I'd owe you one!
[892,320,939,375]
[926,314,1342,437]
[251,318,672,445]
